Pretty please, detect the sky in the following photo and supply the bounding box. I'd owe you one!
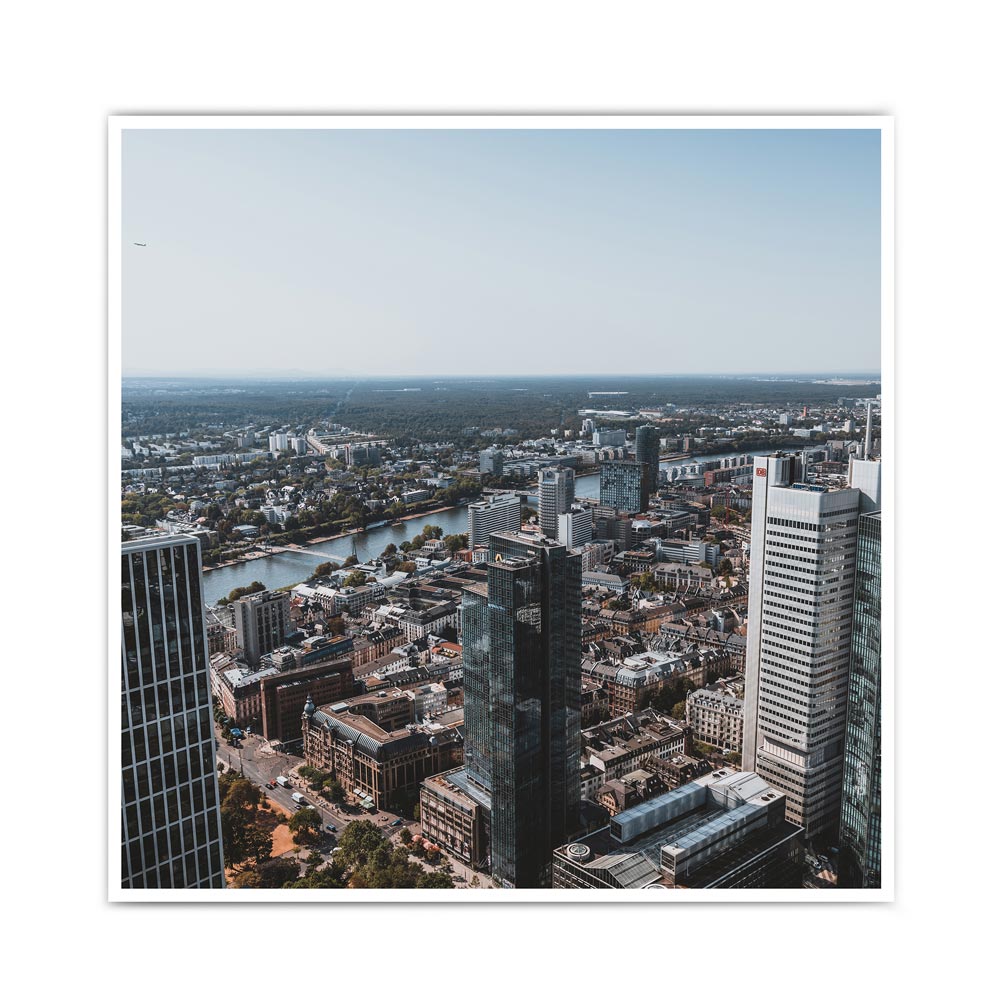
[121,127,881,377]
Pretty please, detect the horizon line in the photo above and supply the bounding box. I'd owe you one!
[122,370,882,380]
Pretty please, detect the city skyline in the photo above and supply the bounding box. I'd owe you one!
[122,127,880,378]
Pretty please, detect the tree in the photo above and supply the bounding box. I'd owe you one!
[397,561,417,574]
[443,533,468,554]
[219,773,272,870]
[230,869,262,888]
[671,701,687,720]
[417,870,455,889]
[343,570,369,589]
[287,857,348,889]
[718,557,734,577]
[233,857,300,889]
[321,778,346,803]
[288,807,323,844]
[399,827,413,845]
[343,554,358,567]
[218,580,267,606]
[338,820,388,869]
[299,765,330,791]
[311,561,339,579]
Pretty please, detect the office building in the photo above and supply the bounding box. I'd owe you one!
[552,769,803,889]
[420,768,492,871]
[461,532,583,887]
[233,589,292,667]
[686,685,744,754]
[839,512,882,888]
[345,443,381,467]
[557,505,593,548]
[599,460,647,514]
[121,535,226,889]
[467,492,521,547]
[593,428,626,447]
[742,455,881,841]
[302,696,462,811]
[635,425,660,501]
[479,448,504,476]
[538,466,575,538]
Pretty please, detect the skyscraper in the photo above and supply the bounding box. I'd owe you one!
[557,505,594,548]
[742,455,880,841]
[537,466,575,539]
[599,459,647,514]
[121,534,226,889]
[838,511,882,887]
[467,492,521,547]
[461,531,582,887]
[233,589,291,667]
[634,425,660,502]
[479,448,504,476]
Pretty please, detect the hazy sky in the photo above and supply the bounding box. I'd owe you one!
[122,127,881,377]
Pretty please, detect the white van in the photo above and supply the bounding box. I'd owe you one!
[291,791,306,805]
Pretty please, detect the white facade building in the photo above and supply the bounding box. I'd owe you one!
[742,454,880,840]
[686,686,744,753]
[538,466,575,538]
[557,505,594,549]
[467,492,521,547]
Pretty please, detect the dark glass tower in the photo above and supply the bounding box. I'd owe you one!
[121,535,226,889]
[838,512,881,887]
[462,532,582,887]
[599,459,647,514]
[635,425,660,503]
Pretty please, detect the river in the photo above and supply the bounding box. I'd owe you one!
[201,449,758,604]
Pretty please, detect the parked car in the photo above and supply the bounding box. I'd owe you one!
[325,824,337,832]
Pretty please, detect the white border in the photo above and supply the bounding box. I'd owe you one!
[109,114,893,903]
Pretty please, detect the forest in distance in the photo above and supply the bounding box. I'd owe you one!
[122,374,881,443]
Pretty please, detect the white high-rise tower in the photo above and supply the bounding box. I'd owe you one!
[742,454,880,841]
[538,466,575,539]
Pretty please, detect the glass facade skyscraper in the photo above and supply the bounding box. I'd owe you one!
[838,512,881,888]
[121,534,226,889]
[599,459,647,514]
[635,425,660,503]
[461,531,582,887]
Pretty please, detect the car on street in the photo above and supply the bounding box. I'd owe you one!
[390,819,404,827]
[325,824,336,832]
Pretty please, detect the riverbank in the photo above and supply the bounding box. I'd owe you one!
[283,502,468,550]
[203,502,468,573]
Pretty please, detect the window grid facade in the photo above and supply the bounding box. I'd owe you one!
[743,457,878,842]
[838,513,881,887]
[599,460,647,514]
[121,535,226,889]
[463,532,582,887]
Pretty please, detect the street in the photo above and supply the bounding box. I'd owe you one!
[215,727,487,885]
